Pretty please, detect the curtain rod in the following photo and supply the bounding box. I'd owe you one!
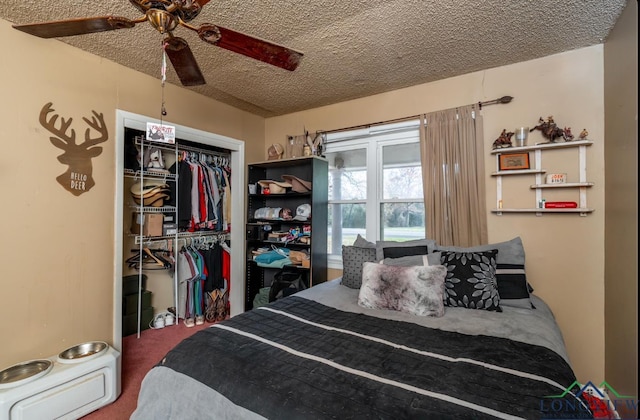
[477,95,513,110]
[319,95,513,135]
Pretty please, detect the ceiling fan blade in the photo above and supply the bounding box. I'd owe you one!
[197,24,303,71]
[164,37,206,86]
[195,0,212,6]
[12,16,139,38]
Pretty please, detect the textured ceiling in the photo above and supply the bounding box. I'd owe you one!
[1,0,627,117]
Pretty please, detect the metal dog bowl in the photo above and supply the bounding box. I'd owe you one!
[0,359,53,389]
[57,341,108,364]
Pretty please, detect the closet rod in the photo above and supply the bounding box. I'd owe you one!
[134,231,229,246]
[133,135,231,158]
[179,143,230,158]
[176,233,228,247]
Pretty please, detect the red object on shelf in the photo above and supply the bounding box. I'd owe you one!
[544,201,578,208]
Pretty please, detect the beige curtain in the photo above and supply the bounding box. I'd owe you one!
[419,105,488,247]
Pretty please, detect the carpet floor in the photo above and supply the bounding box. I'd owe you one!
[81,321,210,419]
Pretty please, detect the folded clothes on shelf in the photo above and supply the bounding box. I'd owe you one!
[253,247,289,264]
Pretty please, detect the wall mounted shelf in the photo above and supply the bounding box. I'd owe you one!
[491,140,594,216]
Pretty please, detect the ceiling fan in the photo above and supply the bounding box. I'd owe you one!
[12,0,304,86]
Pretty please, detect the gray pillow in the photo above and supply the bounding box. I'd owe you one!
[434,237,525,264]
[375,238,437,261]
[434,237,533,309]
[353,234,375,248]
[358,262,446,317]
[340,245,377,289]
[381,252,442,267]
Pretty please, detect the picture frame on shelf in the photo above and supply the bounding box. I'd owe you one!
[499,153,530,170]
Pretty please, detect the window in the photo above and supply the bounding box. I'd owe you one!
[325,120,424,268]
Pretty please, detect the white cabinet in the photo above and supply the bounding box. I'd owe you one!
[490,140,594,216]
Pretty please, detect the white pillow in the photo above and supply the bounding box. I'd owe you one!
[358,262,446,317]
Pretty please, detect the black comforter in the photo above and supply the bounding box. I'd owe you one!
[151,296,592,419]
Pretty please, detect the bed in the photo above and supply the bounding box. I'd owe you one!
[132,271,593,419]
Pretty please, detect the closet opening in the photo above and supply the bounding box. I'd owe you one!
[113,110,245,353]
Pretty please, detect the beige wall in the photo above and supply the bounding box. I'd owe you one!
[265,46,607,383]
[604,0,638,409]
[0,18,264,368]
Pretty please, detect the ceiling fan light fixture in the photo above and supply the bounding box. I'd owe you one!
[146,9,178,34]
[197,24,221,44]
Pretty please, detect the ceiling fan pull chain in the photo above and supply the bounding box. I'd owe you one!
[161,41,168,117]
[161,41,168,85]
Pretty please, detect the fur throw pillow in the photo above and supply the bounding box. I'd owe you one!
[358,262,446,317]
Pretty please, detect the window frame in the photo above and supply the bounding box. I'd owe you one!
[325,120,423,269]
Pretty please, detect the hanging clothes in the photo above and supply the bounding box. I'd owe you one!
[162,148,232,323]
[173,151,229,232]
[222,166,231,232]
[168,155,193,229]
[221,241,231,316]
[204,242,223,292]
[177,247,199,320]
[203,163,220,229]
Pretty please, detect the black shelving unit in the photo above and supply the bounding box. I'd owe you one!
[245,156,328,310]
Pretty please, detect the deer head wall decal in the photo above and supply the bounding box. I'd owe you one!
[39,102,109,196]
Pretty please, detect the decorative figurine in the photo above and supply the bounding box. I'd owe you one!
[493,129,514,149]
[306,131,324,156]
[579,129,589,140]
[530,116,572,143]
[563,127,574,141]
